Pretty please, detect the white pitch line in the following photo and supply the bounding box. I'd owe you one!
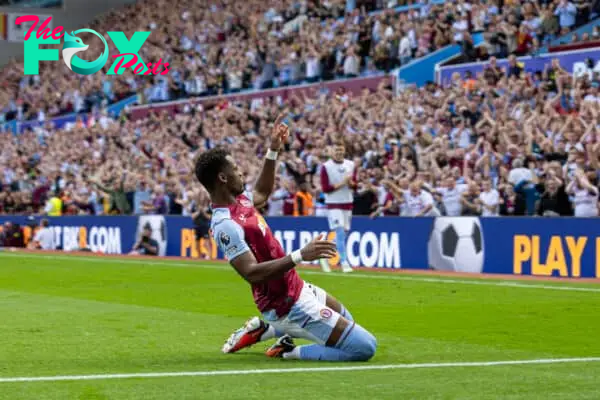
[1,357,599,383]
[2,253,600,293]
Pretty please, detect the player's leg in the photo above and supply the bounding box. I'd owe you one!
[223,282,356,354]
[221,316,283,353]
[307,282,353,321]
[266,283,376,361]
[339,210,353,272]
[320,209,342,272]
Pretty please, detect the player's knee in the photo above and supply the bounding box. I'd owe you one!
[355,331,377,361]
[342,325,377,361]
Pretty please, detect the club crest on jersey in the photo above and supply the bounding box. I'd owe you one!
[320,309,332,319]
[219,231,230,246]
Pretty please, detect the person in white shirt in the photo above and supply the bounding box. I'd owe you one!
[305,52,321,82]
[403,182,440,216]
[398,31,412,65]
[479,180,500,216]
[508,158,533,186]
[343,47,360,78]
[28,219,56,250]
[452,14,469,43]
[319,141,356,273]
[267,181,289,217]
[567,169,599,217]
[386,180,440,217]
[434,177,468,216]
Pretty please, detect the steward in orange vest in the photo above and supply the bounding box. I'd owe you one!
[294,183,314,216]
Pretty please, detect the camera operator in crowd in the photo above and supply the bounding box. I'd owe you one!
[129,223,159,256]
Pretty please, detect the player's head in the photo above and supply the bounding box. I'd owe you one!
[332,140,345,163]
[40,219,49,228]
[194,148,245,198]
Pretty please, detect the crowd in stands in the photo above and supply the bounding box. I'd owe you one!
[1,0,598,125]
[2,52,600,218]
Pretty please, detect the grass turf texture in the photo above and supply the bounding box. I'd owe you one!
[0,252,599,400]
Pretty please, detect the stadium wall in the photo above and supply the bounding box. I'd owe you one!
[1,215,599,279]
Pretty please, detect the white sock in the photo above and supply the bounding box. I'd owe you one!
[260,324,276,341]
[282,346,301,359]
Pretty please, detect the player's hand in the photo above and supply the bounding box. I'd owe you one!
[337,174,352,189]
[270,114,289,152]
[300,234,337,261]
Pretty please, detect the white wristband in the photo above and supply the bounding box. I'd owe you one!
[266,150,278,160]
[291,249,304,265]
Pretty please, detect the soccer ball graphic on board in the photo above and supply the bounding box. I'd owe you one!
[427,217,484,273]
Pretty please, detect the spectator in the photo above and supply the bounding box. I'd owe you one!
[461,182,482,216]
[0,222,25,248]
[43,191,63,217]
[479,180,501,216]
[28,219,56,250]
[343,47,361,78]
[294,182,315,216]
[554,0,578,32]
[507,55,523,78]
[567,168,599,216]
[129,224,159,256]
[536,172,573,216]
[88,170,131,215]
[398,29,412,65]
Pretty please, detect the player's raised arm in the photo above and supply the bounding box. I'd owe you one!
[253,114,289,208]
[214,219,336,284]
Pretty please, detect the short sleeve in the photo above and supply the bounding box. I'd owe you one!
[212,219,251,261]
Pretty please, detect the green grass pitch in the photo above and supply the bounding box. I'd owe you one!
[0,252,599,400]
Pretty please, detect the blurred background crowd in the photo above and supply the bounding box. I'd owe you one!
[1,0,598,122]
[1,0,600,219]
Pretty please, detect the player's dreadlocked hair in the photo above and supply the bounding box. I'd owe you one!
[194,147,230,192]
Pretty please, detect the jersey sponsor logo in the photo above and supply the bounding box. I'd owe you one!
[220,231,230,246]
[320,309,332,319]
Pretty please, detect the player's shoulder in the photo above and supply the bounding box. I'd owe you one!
[211,211,244,241]
[210,207,233,230]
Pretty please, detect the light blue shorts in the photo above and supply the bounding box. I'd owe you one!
[262,282,339,345]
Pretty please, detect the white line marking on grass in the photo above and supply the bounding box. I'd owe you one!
[3,253,600,293]
[1,358,599,383]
